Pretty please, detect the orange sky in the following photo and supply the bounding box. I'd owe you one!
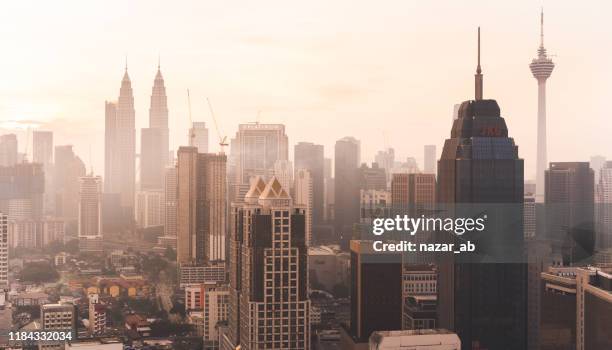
[1,0,611,180]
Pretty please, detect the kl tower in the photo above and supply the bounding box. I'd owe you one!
[530,9,554,202]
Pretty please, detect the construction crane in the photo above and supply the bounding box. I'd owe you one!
[206,97,228,153]
[187,89,195,146]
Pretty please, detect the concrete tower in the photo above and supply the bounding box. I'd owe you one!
[530,10,555,202]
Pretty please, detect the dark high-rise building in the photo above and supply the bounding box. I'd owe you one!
[539,266,612,350]
[344,240,402,346]
[437,29,526,350]
[294,142,324,230]
[140,127,164,189]
[545,162,594,265]
[334,137,360,248]
[224,176,310,350]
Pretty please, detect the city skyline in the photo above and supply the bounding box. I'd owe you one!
[1,1,611,179]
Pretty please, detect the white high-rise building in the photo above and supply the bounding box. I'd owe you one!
[135,190,164,228]
[530,10,555,202]
[274,159,293,193]
[78,176,103,251]
[189,122,209,153]
[294,169,313,246]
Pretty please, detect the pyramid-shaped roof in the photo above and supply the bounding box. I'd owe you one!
[260,176,291,200]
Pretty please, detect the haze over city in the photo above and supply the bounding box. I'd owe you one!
[1,0,612,178]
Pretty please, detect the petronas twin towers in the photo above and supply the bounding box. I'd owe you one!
[104,61,170,216]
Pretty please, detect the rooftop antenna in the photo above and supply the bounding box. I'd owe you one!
[540,7,544,48]
[475,27,483,100]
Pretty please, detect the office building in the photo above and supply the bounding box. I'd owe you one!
[358,163,387,191]
[33,131,53,166]
[224,176,310,350]
[189,121,209,153]
[391,173,436,212]
[135,189,163,228]
[233,123,288,185]
[78,176,103,252]
[41,303,76,334]
[163,166,177,237]
[294,169,313,246]
[0,162,44,221]
[368,329,460,350]
[375,148,395,187]
[545,162,594,265]
[596,161,612,251]
[0,134,18,167]
[293,142,331,227]
[359,189,391,225]
[540,266,612,350]
[0,213,7,291]
[55,145,86,222]
[437,29,526,349]
[273,159,293,192]
[140,127,164,189]
[423,145,436,174]
[343,240,402,348]
[335,137,361,248]
[590,155,606,184]
[176,147,227,264]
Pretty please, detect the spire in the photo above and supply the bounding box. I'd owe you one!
[157,53,161,71]
[540,8,544,48]
[123,56,130,81]
[475,27,483,100]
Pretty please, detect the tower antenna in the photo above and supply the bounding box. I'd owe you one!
[540,8,544,48]
[475,27,483,100]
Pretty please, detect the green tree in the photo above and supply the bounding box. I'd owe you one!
[20,262,59,283]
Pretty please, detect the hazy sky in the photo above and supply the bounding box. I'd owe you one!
[1,0,611,180]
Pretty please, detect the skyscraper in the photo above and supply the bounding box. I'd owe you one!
[423,145,436,174]
[596,161,612,250]
[189,122,209,153]
[294,168,313,246]
[32,131,53,167]
[294,142,325,230]
[273,159,293,192]
[375,147,395,186]
[234,123,288,185]
[334,137,360,248]
[530,10,555,203]
[105,65,136,214]
[149,62,170,166]
[391,173,436,211]
[437,29,526,349]
[164,166,178,238]
[54,145,85,222]
[176,147,227,265]
[0,134,18,167]
[140,127,164,189]
[0,163,44,222]
[225,177,310,350]
[78,175,103,251]
[0,213,7,291]
[545,162,594,265]
[343,240,402,347]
